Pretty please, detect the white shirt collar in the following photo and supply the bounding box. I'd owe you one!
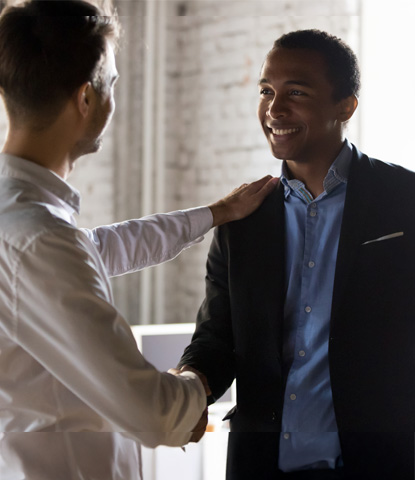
[0,153,81,215]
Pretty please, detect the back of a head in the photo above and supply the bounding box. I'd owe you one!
[0,0,120,128]
[273,29,361,102]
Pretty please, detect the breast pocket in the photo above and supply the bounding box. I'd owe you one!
[353,231,415,315]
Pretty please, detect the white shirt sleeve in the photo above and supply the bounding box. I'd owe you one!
[80,207,213,277]
[8,225,206,448]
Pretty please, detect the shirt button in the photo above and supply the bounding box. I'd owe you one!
[308,261,315,268]
[311,203,317,208]
[290,394,297,401]
[283,433,290,440]
[310,211,317,217]
[299,350,306,357]
[305,306,312,313]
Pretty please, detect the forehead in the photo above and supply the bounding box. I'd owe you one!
[260,47,332,88]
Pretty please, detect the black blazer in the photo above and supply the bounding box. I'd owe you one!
[180,146,415,479]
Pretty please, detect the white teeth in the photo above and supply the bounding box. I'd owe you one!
[271,128,300,135]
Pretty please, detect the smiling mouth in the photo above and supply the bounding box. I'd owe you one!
[268,127,301,136]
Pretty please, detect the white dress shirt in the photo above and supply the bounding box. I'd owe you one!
[0,153,211,480]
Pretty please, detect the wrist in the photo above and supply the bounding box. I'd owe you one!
[208,202,230,227]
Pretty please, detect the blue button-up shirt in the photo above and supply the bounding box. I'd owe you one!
[278,140,353,472]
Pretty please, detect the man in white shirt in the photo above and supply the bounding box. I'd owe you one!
[0,1,277,479]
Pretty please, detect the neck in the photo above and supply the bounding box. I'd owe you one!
[285,140,345,198]
[2,126,76,180]
[2,101,83,180]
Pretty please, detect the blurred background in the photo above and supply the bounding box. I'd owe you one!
[0,0,414,478]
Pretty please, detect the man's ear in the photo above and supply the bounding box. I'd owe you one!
[338,95,358,123]
[75,82,93,118]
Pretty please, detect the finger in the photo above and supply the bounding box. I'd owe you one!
[189,410,208,442]
[243,175,274,194]
[190,430,205,443]
[180,366,212,396]
[197,377,212,396]
[253,176,279,196]
[232,183,248,194]
[204,385,212,396]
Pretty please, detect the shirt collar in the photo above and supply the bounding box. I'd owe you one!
[280,139,353,202]
[0,153,81,215]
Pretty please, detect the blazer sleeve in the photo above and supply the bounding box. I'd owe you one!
[179,225,236,403]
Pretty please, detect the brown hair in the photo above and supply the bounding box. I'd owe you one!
[0,0,121,128]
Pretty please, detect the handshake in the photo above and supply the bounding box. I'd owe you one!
[168,365,212,443]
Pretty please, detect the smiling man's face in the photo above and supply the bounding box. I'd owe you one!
[257,47,346,166]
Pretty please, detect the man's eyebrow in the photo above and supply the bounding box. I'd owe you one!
[258,78,313,88]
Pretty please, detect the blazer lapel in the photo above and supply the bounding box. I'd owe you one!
[331,147,364,318]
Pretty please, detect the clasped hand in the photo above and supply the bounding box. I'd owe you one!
[168,365,211,443]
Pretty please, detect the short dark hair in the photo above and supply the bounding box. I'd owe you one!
[272,29,360,101]
[0,0,121,128]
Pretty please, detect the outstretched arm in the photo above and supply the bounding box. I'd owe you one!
[83,175,278,276]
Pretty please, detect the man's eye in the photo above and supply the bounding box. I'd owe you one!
[260,88,273,95]
[290,90,304,96]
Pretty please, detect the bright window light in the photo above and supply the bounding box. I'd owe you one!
[361,0,415,170]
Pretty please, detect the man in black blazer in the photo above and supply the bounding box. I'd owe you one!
[180,29,415,480]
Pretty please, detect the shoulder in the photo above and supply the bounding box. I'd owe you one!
[0,205,78,253]
[349,146,415,200]
[0,205,88,266]
[352,145,415,182]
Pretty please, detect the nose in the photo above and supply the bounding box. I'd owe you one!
[267,93,287,120]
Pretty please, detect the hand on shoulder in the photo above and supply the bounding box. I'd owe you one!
[208,175,279,227]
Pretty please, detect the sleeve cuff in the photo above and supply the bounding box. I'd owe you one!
[182,206,213,242]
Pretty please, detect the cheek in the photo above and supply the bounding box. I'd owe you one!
[257,103,268,124]
[109,92,116,113]
[104,96,116,123]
